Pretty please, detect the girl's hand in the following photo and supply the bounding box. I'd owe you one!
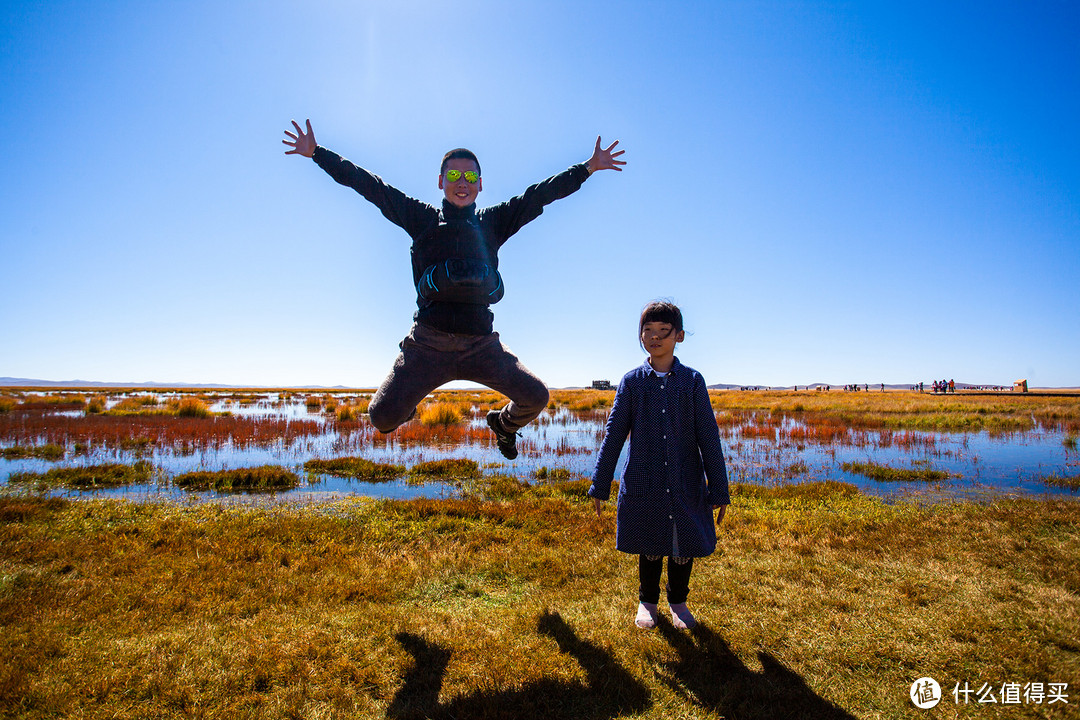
[714,504,728,523]
[593,498,605,518]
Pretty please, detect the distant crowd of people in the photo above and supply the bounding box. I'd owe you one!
[841,384,877,392]
[931,379,956,394]
[736,381,1009,393]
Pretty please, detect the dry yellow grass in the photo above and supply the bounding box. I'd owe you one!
[1,481,1076,719]
[418,402,467,426]
[710,389,1080,433]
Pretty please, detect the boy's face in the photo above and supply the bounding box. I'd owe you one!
[439,158,482,208]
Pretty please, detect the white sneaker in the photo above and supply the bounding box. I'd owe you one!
[669,602,697,629]
[635,601,658,629]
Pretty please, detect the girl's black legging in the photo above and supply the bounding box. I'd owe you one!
[638,555,694,605]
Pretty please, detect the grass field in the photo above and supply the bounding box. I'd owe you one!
[2,479,1077,719]
[708,389,1080,433]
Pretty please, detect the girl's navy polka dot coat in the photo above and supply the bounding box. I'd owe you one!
[589,358,730,557]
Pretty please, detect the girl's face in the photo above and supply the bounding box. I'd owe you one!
[641,322,684,361]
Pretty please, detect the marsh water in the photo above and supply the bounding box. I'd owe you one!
[1,391,1077,504]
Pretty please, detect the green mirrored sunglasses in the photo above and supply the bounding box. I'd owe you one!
[445,169,479,184]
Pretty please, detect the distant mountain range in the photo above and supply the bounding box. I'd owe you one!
[710,382,1003,391]
[711,383,1079,391]
[4,377,1072,391]
[0,377,351,389]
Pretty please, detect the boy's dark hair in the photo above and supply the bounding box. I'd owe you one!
[441,148,481,176]
[639,300,684,336]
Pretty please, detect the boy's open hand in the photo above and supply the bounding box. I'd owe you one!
[586,136,626,174]
[593,498,605,518]
[283,119,316,158]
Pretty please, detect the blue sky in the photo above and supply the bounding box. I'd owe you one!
[2,1,1077,388]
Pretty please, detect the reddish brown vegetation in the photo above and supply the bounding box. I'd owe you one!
[740,424,778,440]
[876,429,938,449]
[0,411,324,451]
[782,420,851,445]
[368,419,491,448]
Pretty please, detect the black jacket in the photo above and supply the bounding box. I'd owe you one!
[313,146,590,334]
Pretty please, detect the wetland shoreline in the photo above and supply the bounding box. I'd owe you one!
[2,387,1078,504]
[2,388,1077,718]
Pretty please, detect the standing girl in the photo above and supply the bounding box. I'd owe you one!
[589,301,730,629]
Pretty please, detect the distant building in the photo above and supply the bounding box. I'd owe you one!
[1013,379,1028,393]
[591,380,613,390]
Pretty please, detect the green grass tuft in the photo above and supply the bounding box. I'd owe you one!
[8,460,155,489]
[477,474,532,500]
[533,466,574,481]
[534,477,594,501]
[841,460,953,483]
[1042,473,1080,491]
[174,465,300,492]
[1,444,65,461]
[408,458,481,482]
[303,457,406,482]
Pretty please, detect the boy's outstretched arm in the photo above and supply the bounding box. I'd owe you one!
[585,136,626,174]
[282,119,316,158]
[282,119,435,238]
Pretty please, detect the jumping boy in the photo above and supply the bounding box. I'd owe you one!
[283,119,625,458]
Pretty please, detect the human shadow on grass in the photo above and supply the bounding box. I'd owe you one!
[655,620,857,720]
[386,610,650,720]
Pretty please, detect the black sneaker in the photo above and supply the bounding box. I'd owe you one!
[486,410,519,460]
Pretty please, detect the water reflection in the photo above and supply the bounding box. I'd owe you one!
[1,392,1077,504]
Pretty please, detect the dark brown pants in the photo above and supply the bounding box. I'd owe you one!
[368,322,549,434]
